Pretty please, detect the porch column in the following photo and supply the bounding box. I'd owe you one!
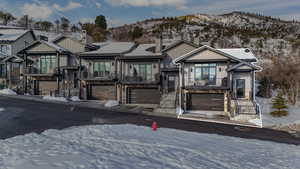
[56,52,60,96]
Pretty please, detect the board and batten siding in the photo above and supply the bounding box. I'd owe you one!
[12,31,35,55]
[56,38,85,53]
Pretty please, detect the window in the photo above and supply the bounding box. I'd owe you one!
[93,61,112,77]
[39,55,56,74]
[132,64,153,81]
[0,45,8,55]
[194,63,216,84]
[0,64,6,77]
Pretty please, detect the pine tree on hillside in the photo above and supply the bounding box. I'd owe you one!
[270,93,288,117]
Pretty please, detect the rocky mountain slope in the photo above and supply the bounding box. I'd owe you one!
[110,11,300,63]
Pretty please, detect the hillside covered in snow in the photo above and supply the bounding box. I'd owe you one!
[111,11,300,63]
[0,124,299,169]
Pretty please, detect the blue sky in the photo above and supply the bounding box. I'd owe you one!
[1,0,300,27]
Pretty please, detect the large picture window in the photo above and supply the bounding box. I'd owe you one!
[39,55,56,74]
[194,63,216,84]
[132,64,153,81]
[93,61,112,77]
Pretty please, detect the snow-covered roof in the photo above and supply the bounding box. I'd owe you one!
[82,42,136,55]
[218,48,257,61]
[0,29,30,42]
[124,44,162,57]
[41,40,69,53]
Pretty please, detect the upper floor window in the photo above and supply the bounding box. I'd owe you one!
[0,45,8,55]
[131,64,153,81]
[93,61,112,77]
[0,64,6,77]
[194,63,216,84]
[40,55,56,74]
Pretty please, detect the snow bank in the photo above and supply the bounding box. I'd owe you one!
[249,118,263,127]
[42,96,68,102]
[257,97,300,127]
[104,100,119,107]
[0,88,17,95]
[0,124,299,169]
[70,96,81,102]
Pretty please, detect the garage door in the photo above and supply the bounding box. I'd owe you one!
[188,93,224,111]
[90,85,116,100]
[129,88,160,104]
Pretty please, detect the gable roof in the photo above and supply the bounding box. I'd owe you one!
[174,45,261,71]
[0,29,36,43]
[124,44,162,58]
[17,40,70,54]
[227,62,262,71]
[53,35,98,51]
[174,45,243,63]
[80,42,136,56]
[162,40,199,53]
[218,48,257,61]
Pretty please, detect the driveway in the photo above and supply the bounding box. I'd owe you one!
[0,96,299,145]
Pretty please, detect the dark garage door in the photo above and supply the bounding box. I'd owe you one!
[90,85,116,100]
[129,88,160,104]
[188,93,224,111]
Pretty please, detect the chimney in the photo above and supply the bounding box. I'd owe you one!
[155,33,163,53]
[24,15,29,29]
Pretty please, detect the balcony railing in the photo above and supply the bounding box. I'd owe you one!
[186,77,228,88]
[24,67,57,75]
[122,73,160,83]
[81,71,117,81]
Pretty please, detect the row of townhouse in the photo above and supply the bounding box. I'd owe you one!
[0,29,262,122]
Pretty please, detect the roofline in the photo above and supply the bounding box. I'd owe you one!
[173,45,260,70]
[17,40,70,54]
[0,29,36,43]
[162,40,199,53]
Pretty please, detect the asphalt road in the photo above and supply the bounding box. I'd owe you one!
[0,96,299,145]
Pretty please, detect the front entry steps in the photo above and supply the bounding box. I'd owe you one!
[237,100,256,114]
[154,92,177,115]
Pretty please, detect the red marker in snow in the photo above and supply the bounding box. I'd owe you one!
[152,121,158,131]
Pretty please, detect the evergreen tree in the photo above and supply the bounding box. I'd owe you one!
[95,15,107,30]
[271,93,288,117]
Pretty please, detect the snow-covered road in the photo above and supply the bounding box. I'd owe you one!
[0,124,299,169]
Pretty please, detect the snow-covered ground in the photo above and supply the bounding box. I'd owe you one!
[257,97,300,127]
[0,124,299,169]
[42,96,68,102]
[0,88,17,95]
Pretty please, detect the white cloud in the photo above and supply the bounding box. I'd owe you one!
[106,0,187,9]
[79,17,94,23]
[53,1,83,12]
[21,3,53,19]
[95,2,102,8]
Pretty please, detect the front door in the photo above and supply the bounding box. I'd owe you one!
[168,75,176,92]
[236,79,245,98]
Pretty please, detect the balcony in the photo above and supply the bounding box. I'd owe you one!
[24,67,56,76]
[121,73,160,84]
[81,71,117,81]
[185,77,229,90]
